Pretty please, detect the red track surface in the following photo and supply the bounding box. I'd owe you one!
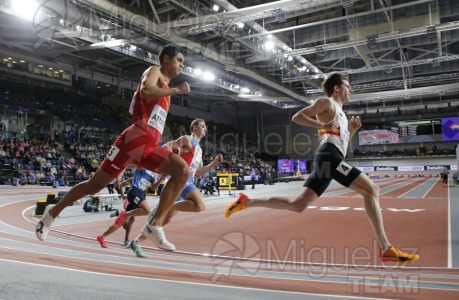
[1,178,458,299]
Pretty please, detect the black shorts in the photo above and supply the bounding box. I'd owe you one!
[125,187,146,211]
[304,143,361,197]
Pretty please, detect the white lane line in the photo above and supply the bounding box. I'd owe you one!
[421,178,440,198]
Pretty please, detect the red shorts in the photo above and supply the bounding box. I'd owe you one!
[99,125,172,177]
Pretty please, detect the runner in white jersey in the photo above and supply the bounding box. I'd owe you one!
[318,100,350,157]
[129,119,223,257]
[224,72,419,265]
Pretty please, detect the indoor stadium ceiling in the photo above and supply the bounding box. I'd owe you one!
[1,0,459,110]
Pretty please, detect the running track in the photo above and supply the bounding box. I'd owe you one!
[0,177,458,300]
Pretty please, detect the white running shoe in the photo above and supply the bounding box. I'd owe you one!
[35,205,55,241]
[141,224,175,251]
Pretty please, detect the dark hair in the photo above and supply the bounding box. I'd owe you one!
[322,73,349,97]
[190,118,205,132]
[158,44,184,63]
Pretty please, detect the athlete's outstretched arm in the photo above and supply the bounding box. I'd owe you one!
[195,154,223,177]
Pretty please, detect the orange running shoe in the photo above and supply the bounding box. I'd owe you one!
[379,246,419,264]
[225,193,248,218]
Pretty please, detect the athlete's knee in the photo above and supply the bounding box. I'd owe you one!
[196,202,206,212]
[168,158,189,182]
[138,205,149,215]
[369,182,380,197]
[292,203,307,213]
[362,182,380,199]
[291,197,309,212]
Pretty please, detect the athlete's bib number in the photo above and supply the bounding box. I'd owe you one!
[336,161,352,176]
[106,146,120,161]
[138,178,150,191]
[147,105,167,134]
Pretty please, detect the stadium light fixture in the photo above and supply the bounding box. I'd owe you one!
[264,41,274,50]
[202,71,215,81]
[12,0,40,20]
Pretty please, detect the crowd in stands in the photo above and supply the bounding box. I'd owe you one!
[0,99,274,187]
[0,135,273,189]
[1,84,457,190]
[0,137,90,186]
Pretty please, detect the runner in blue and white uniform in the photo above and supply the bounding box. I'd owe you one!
[96,167,163,248]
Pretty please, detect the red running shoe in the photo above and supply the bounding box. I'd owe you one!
[97,235,108,248]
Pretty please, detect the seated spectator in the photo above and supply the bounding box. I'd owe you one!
[207,177,219,195]
[35,171,45,183]
[75,165,85,179]
[83,197,99,212]
[19,173,28,185]
[199,177,209,194]
[50,165,57,175]
[48,172,56,185]
[25,164,31,177]
[28,173,36,185]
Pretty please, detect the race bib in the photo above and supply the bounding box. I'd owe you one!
[336,161,352,176]
[106,145,120,161]
[138,178,150,191]
[147,104,167,134]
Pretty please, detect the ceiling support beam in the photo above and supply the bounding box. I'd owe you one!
[146,0,161,24]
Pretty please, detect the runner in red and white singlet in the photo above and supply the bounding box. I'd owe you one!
[99,79,173,178]
[36,45,191,251]
[129,119,224,257]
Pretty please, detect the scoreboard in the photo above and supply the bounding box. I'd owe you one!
[359,116,457,145]
[394,119,442,137]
